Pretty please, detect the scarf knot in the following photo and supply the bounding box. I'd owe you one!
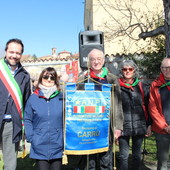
[86,67,108,80]
[119,78,139,90]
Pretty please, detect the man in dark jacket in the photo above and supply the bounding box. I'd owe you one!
[0,39,31,170]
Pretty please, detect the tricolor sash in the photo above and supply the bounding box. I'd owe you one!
[0,59,23,118]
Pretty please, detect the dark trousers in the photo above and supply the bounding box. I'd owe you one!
[118,135,144,170]
[154,132,170,170]
[87,146,113,170]
[74,141,113,170]
[36,159,62,170]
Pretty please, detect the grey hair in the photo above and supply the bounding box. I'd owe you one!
[87,49,105,68]
[118,60,139,78]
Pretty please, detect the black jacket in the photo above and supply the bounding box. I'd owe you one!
[120,81,150,136]
[0,59,31,143]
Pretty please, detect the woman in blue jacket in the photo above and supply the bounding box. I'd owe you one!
[24,67,63,170]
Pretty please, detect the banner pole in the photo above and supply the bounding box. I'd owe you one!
[87,62,90,169]
[112,84,117,170]
[87,154,89,170]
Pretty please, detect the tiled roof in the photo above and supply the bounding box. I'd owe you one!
[21,53,79,63]
[58,50,71,54]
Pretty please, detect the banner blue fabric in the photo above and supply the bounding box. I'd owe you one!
[65,83,112,155]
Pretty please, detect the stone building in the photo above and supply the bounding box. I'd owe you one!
[21,49,79,81]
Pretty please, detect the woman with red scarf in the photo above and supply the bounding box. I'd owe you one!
[149,57,170,170]
[118,60,151,170]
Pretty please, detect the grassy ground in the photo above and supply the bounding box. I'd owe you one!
[0,153,36,170]
[141,135,157,166]
[17,154,36,170]
[0,135,157,170]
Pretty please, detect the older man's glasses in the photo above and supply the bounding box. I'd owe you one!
[42,75,55,81]
[90,57,103,62]
[161,67,170,71]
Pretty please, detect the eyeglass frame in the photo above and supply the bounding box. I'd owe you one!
[122,68,134,72]
[161,66,170,71]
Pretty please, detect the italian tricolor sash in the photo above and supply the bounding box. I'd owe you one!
[0,59,23,118]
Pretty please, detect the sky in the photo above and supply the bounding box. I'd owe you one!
[0,0,84,58]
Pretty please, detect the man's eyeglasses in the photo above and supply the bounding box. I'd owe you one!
[42,75,55,81]
[122,68,134,72]
[161,67,170,71]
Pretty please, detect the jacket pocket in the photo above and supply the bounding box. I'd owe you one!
[50,128,64,148]
[32,128,47,146]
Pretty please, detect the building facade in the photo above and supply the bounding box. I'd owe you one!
[21,50,79,81]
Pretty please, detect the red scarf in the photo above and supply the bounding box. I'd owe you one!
[159,73,170,90]
[86,68,105,80]
[119,78,139,91]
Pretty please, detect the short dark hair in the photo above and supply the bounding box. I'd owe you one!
[5,38,24,54]
[36,67,60,91]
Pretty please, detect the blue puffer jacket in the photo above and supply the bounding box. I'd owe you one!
[24,89,64,160]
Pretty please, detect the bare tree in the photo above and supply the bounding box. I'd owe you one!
[96,0,163,53]
[139,0,170,57]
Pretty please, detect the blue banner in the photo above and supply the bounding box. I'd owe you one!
[64,83,112,155]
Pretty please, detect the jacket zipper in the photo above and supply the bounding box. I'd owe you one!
[47,99,50,160]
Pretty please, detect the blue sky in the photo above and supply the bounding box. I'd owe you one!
[0,0,84,58]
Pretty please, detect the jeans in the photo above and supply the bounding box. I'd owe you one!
[154,132,170,170]
[118,135,144,170]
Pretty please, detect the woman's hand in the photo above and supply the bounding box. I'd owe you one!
[145,125,152,137]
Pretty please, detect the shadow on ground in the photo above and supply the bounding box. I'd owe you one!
[17,154,36,170]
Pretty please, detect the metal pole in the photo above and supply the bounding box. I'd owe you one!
[86,155,89,170]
